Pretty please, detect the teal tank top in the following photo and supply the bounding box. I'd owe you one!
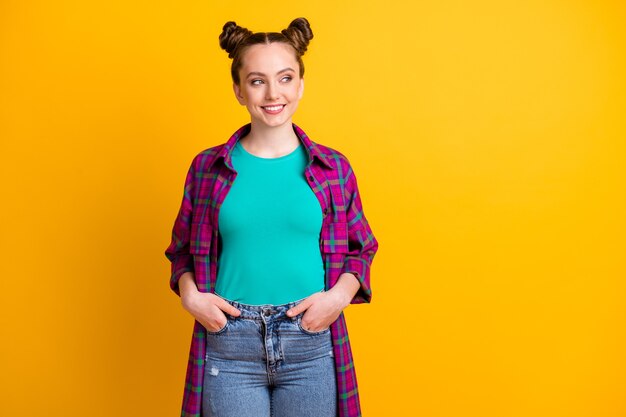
[214,140,325,305]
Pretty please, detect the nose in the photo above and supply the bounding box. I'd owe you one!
[265,81,279,101]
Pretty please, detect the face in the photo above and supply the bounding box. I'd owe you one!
[233,42,304,129]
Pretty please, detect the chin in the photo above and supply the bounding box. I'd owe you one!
[255,116,293,128]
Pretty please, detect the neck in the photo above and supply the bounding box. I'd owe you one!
[240,120,301,158]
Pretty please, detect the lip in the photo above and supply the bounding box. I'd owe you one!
[261,104,285,115]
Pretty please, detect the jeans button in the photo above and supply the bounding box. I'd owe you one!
[263,308,272,316]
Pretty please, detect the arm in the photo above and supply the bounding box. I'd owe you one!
[164,158,196,297]
[341,161,379,304]
[165,160,242,327]
[285,160,379,328]
[178,271,198,298]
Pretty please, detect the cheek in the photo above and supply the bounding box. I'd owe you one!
[289,86,303,100]
[244,90,262,104]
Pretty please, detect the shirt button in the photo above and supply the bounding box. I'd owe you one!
[323,207,329,215]
[308,175,314,182]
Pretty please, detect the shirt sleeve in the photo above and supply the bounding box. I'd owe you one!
[341,161,379,304]
[164,158,196,297]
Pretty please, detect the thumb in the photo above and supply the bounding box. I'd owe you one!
[286,299,310,317]
[216,298,241,317]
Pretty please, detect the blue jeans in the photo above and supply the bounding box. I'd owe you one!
[202,294,337,417]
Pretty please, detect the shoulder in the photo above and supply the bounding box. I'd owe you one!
[187,143,226,172]
[313,141,361,195]
[312,141,354,174]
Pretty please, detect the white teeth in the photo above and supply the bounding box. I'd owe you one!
[263,105,284,111]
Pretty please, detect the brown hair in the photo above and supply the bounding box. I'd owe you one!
[219,17,314,85]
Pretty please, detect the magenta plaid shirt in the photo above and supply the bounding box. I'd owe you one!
[164,122,379,417]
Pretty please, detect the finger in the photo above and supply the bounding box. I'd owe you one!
[206,314,227,332]
[216,314,227,328]
[215,298,241,316]
[301,313,326,332]
[286,299,311,317]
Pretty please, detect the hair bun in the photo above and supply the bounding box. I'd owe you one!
[281,17,314,56]
[219,21,253,59]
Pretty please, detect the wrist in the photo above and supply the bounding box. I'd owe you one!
[329,273,360,308]
[179,272,199,307]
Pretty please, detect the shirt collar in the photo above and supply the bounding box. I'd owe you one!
[215,122,335,171]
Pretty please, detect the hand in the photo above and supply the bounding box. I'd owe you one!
[181,291,241,332]
[285,289,349,332]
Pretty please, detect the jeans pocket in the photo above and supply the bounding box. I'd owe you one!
[205,317,230,335]
[296,315,330,336]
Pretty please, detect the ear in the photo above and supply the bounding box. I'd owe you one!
[298,77,304,100]
[233,82,246,105]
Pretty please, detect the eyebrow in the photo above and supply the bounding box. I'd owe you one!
[245,67,296,79]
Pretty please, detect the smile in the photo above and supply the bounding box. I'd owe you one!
[261,104,285,114]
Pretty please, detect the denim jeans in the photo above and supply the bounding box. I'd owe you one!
[202,294,337,417]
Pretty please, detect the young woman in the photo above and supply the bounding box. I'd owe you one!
[165,17,378,417]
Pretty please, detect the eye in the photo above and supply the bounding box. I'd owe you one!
[281,76,292,82]
[251,79,263,85]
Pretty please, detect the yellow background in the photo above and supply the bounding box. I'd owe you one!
[1,1,625,416]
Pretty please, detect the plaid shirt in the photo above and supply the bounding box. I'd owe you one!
[164,122,379,417]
